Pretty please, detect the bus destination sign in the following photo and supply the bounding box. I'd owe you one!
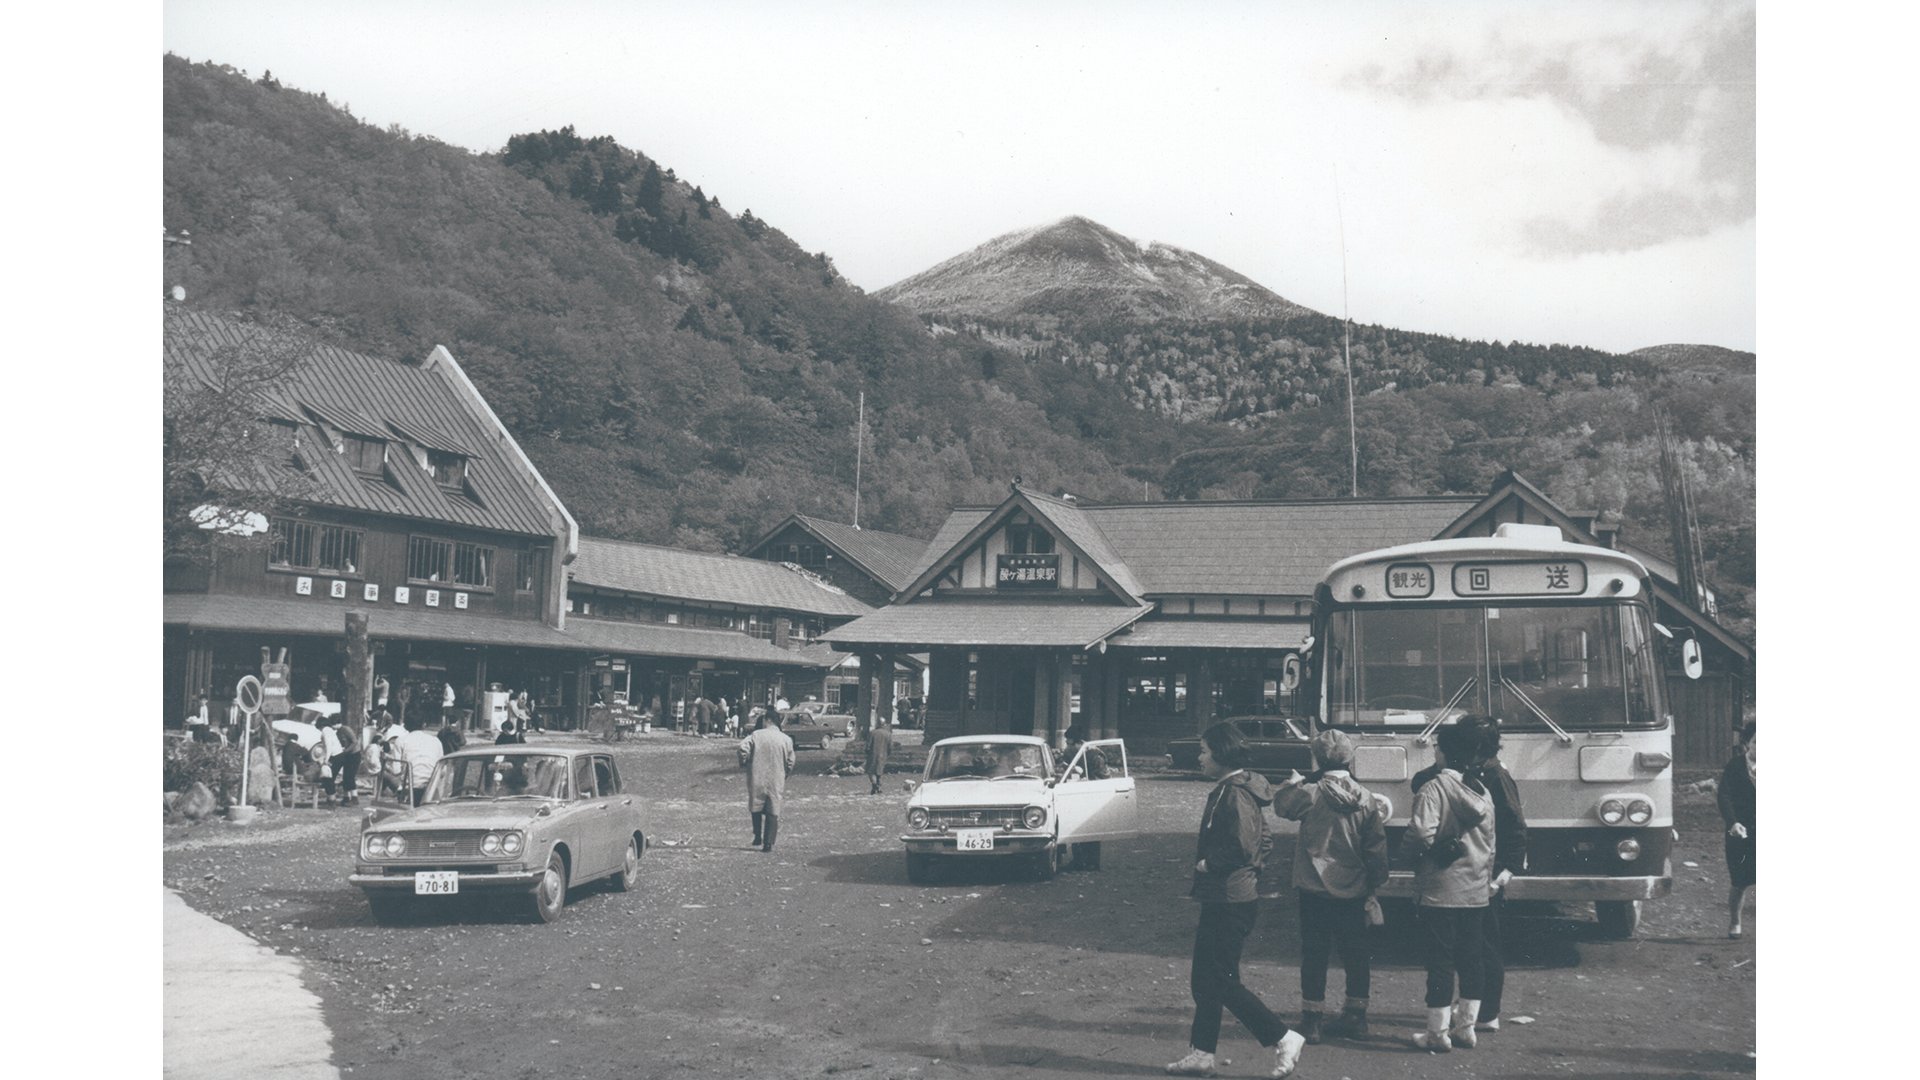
[1385,563,1435,598]
[997,553,1060,589]
[1452,560,1588,597]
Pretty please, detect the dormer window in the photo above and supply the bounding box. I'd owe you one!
[427,450,467,491]
[342,434,386,476]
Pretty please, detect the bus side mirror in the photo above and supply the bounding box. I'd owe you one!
[1681,637,1703,680]
[1281,655,1302,692]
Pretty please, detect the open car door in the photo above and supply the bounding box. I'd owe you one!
[1053,739,1137,844]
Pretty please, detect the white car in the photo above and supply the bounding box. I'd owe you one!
[900,734,1137,883]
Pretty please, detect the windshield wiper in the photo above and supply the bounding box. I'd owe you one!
[1501,677,1574,745]
[1415,676,1479,747]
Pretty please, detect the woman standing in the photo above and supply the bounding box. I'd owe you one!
[1404,718,1496,1052]
[1719,720,1757,938]
[1166,722,1307,1079]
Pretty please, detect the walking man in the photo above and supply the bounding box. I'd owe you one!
[740,708,796,851]
[865,715,893,795]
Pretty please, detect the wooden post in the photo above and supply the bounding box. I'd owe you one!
[344,612,372,734]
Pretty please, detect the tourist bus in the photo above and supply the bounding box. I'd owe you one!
[1297,523,1701,937]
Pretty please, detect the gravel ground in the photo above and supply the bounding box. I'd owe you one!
[164,732,1755,1079]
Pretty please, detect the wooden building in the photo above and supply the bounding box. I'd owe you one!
[744,514,933,711]
[163,309,580,725]
[565,536,873,715]
[822,474,1751,766]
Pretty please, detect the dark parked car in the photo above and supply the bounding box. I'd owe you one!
[1167,716,1314,778]
[778,713,841,751]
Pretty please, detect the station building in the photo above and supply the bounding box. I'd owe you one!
[821,475,1751,767]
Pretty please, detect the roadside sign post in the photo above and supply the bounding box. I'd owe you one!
[234,675,264,806]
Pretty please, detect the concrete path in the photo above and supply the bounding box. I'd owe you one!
[164,889,338,1080]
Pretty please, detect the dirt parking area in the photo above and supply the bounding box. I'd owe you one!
[164,732,1755,1078]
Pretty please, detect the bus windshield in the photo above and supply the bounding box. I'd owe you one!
[1324,602,1664,730]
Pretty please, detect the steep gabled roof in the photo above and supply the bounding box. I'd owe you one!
[166,309,564,539]
[779,514,931,593]
[573,536,873,618]
[896,487,1144,604]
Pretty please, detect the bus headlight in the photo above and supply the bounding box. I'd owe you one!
[1022,806,1047,830]
[1626,799,1654,826]
[907,807,930,830]
[1599,798,1626,826]
[1616,838,1642,861]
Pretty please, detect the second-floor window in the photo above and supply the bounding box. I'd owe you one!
[343,434,385,476]
[428,450,467,491]
[409,537,493,588]
[270,520,362,576]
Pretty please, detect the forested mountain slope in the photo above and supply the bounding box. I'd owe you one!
[161,55,1753,636]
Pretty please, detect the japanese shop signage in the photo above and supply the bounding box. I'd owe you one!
[997,553,1060,589]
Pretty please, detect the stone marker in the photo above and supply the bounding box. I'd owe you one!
[248,746,277,806]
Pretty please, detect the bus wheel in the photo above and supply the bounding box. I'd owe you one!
[1595,900,1641,939]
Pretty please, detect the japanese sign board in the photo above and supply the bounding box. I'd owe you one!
[260,662,292,717]
[1385,563,1435,598]
[1452,560,1588,597]
[996,553,1060,590]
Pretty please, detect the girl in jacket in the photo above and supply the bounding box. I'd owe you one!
[1404,717,1496,1052]
[1719,721,1756,938]
[1166,722,1307,1079]
[1272,728,1388,1043]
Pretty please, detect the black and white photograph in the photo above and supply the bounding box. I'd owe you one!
[122,0,1786,1075]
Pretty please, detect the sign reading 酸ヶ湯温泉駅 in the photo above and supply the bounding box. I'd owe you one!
[996,553,1059,589]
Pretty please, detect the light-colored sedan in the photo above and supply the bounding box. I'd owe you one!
[349,746,648,923]
[900,735,1137,883]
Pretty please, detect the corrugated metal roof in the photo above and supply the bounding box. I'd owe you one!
[564,617,843,668]
[163,594,577,649]
[573,536,874,618]
[819,600,1151,648]
[166,309,559,538]
[1081,499,1478,596]
[791,515,930,593]
[1113,618,1311,651]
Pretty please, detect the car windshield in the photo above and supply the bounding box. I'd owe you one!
[926,742,1049,781]
[424,753,569,802]
[1325,601,1664,730]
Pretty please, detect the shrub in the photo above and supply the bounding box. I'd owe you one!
[164,737,244,803]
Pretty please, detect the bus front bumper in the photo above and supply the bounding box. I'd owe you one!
[1376,860,1672,902]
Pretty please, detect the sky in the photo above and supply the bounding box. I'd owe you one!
[162,0,1755,354]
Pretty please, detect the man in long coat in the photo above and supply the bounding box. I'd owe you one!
[740,710,796,851]
[865,716,893,795]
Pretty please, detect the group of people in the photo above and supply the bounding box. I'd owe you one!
[1168,715,1528,1078]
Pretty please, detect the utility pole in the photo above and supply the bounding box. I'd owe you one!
[853,390,865,528]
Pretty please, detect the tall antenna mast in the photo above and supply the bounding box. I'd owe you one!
[853,390,865,528]
[1336,170,1358,498]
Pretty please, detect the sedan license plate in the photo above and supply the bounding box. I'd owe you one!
[955,829,995,852]
[414,871,460,896]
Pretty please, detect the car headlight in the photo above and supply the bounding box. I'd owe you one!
[364,835,383,859]
[386,834,407,857]
[1626,798,1654,826]
[1022,806,1047,830]
[1616,838,1642,861]
[1598,798,1626,826]
[907,807,930,830]
[502,832,523,856]
[482,833,503,856]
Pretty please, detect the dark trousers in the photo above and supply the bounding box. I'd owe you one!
[752,811,780,850]
[1298,891,1371,1004]
[1417,904,1487,1007]
[325,752,361,799]
[1188,901,1289,1053]
[1481,892,1506,1020]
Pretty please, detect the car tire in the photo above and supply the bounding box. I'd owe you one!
[530,850,568,923]
[906,852,935,885]
[611,835,643,892]
[1032,845,1059,882]
[366,892,410,926]
[1595,899,1641,939]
